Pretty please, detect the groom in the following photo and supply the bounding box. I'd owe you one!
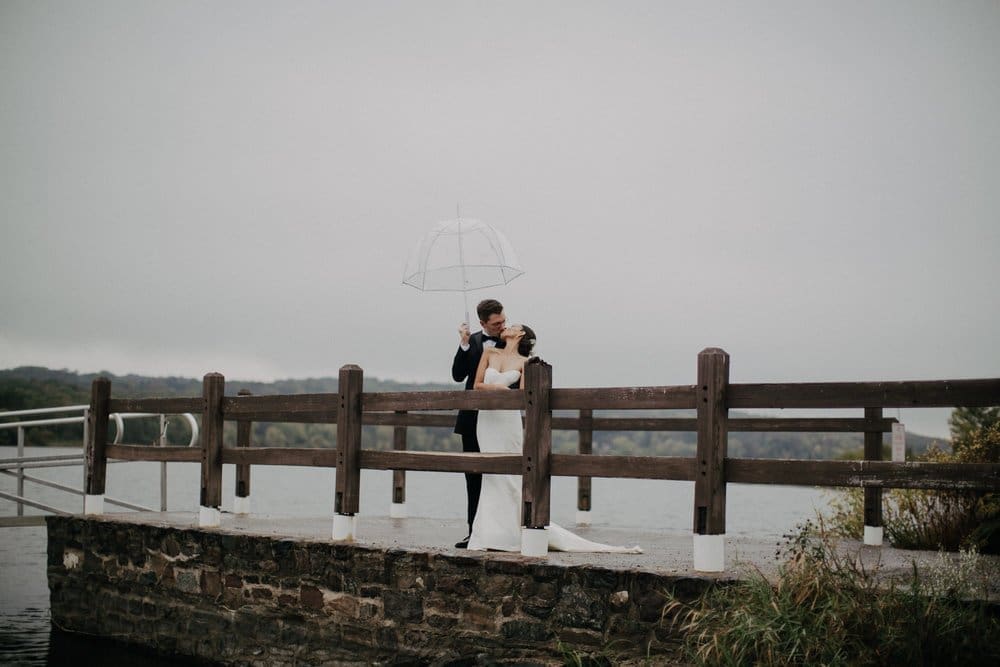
[451,298,506,548]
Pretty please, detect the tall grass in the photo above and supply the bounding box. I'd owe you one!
[827,421,1000,553]
[661,520,1000,666]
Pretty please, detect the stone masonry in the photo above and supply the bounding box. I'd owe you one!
[47,516,716,665]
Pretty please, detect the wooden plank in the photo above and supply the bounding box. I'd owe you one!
[222,447,338,467]
[335,365,363,515]
[85,377,111,496]
[362,412,455,428]
[0,515,48,527]
[362,390,522,412]
[108,397,203,414]
[728,378,1000,409]
[551,454,696,480]
[730,417,895,433]
[200,373,225,509]
[694,348,729,535]
[222,393,338,422]
[577,409,592,512]
[235,389,252,500]
[393,414,406,505]
[725,458,1000,491]
[360,450,521,474]
[522,360,553,529]
[863,407,883,528]
[550,386,698,410]
[106,444,202,462]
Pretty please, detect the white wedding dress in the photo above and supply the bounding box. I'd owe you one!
[466,367,642,554]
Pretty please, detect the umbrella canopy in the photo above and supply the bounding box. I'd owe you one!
[403,217,524,323]
[403,218,523,292]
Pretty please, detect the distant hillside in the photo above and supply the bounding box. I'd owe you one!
[0,366,947,459]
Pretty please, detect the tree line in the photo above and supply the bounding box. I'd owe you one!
[1,366,941,458]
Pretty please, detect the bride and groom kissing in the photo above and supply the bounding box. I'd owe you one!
[451,298,642,555]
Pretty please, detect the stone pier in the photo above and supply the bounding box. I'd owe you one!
[47,513,744,664]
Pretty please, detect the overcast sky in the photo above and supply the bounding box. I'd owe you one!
[2,1,998,438]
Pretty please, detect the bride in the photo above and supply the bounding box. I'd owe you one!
[465,324,642,554]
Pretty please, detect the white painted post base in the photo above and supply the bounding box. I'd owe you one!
[521,528,548,557]
[199,506,221,527]
[332,514,356,541]
[389,502,407,519]
[233,495,251,515]
[863,525,883,546]
[693,533,725,572]
[84,494,104,516]
[575,510,592,526]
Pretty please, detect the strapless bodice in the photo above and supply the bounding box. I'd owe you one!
[484,367,520,386]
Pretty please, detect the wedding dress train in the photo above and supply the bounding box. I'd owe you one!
[466,367,642,554]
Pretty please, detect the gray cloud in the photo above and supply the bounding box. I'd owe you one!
[2,1,998,438]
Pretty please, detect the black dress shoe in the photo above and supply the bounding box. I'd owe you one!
[454,535,470,549]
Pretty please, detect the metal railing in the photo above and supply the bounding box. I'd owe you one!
[0,405,198,526]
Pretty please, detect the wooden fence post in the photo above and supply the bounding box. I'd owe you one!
[390,411,408,518]
[234,388,252,515]
[521,359,553,557]
[200,373,225,527]
[863,406,884,545]
[576,408,593,525]
[693,347,729,571]
[334,364,363,540]
[84,377,111,515]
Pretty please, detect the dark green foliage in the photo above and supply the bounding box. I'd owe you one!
[827,408,1000,554]
[0,367,941,457]
[663,521,1000,666]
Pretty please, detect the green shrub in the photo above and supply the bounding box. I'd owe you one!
[826,420,1000,554]
[661,521,1000,666]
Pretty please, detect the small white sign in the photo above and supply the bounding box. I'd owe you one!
[891,423,906,462]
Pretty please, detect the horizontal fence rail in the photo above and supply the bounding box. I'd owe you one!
[1,404,199,525]
[74,350,1000,570]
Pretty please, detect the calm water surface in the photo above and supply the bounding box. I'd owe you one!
[1,446,835,665]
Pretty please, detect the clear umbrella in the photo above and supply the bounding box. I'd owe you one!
[402,217,524,326]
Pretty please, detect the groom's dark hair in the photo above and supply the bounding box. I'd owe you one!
[476,299,503,323]
[517,324,536,357]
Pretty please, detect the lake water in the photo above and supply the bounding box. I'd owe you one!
[1,446,836,665]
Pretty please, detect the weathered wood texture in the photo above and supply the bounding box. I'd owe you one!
[550,386,698,410]
[360,450,521,474]
[108,397,203,414]
[863,407,883,527]
[725,459,1000,491]
[522,360,553,529]
[694,348,729,535]
[363,390,522,412]
[335,366,363,515]
[84,377,111,496]
[551,454,696,480]
[728,378,1000,409]
[235,389,252,499]
[577,409,592,512]
[106,445,201,463]
[200,374,225,509]
[222,393,338,423]
[223,447,339,467]
[393,413,406,505]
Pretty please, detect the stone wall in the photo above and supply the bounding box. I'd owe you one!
[47,516,715,665]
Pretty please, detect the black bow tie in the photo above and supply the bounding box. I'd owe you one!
[483,335,500,343]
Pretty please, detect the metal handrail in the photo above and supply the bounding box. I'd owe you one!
[1,405,198,524]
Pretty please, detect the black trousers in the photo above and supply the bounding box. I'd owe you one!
[461,430,482,533]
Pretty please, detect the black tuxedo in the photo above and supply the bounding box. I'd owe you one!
[451,330,502,531]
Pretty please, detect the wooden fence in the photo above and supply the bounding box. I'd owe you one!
[83,348,1000,570]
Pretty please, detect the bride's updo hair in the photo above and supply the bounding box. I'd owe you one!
[517,324,537,357]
